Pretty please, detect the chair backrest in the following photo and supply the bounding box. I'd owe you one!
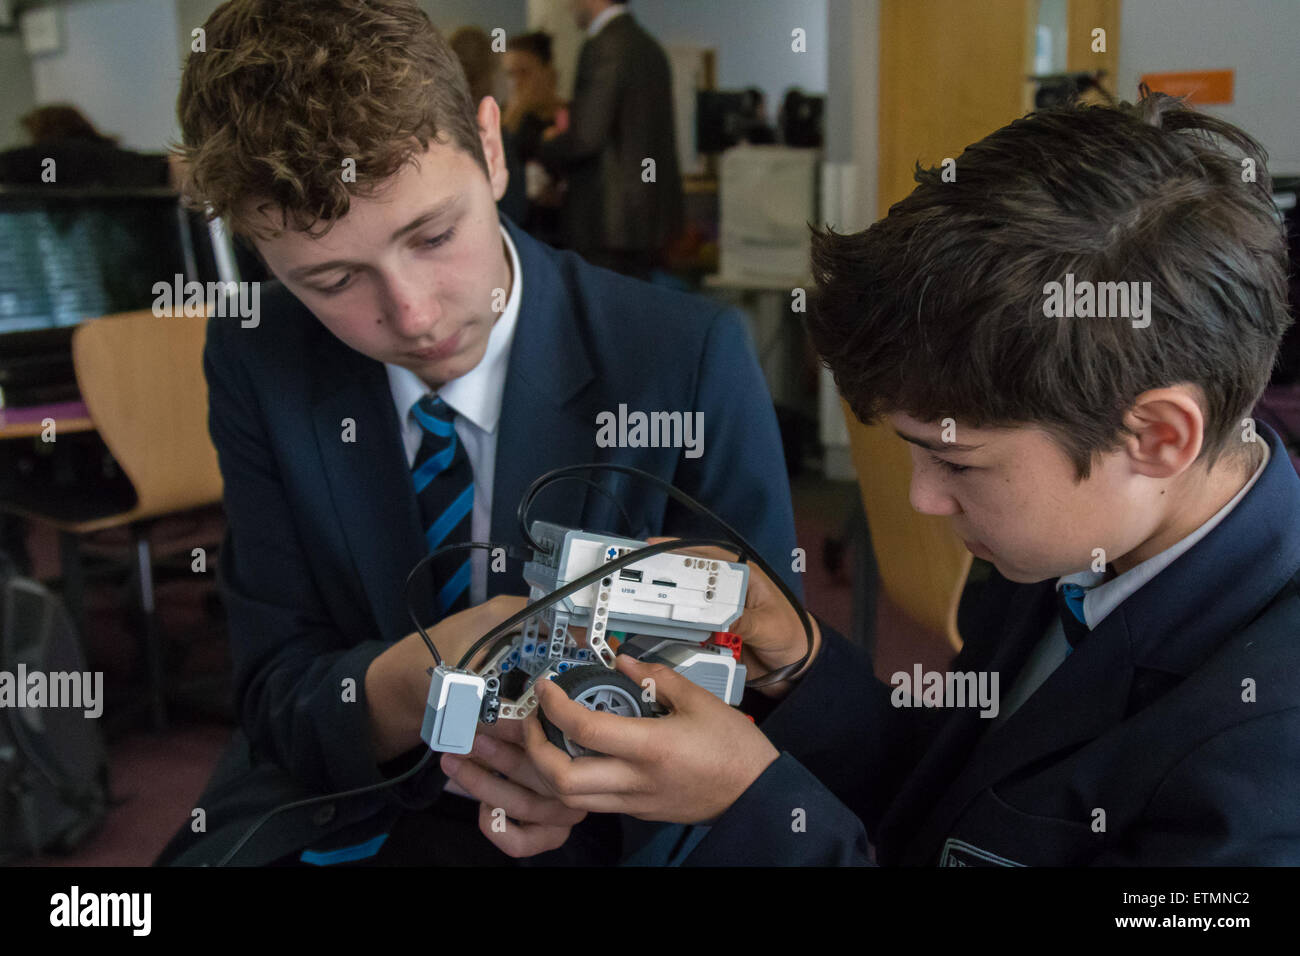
[843,401,969,650]
[71,310,222,519]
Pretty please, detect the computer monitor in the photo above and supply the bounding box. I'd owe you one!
[0,186,213,336]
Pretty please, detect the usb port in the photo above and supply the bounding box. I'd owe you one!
[651,579,676,588]
[619,569,643,582]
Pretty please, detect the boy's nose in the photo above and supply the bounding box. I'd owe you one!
[909,470,961,517]
[385,282,442,339]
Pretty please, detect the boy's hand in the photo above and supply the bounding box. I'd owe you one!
[366,595,529,763]
[432,594,531,670]
[523,654,779,824]
[646,538,820,697]
[441,716,587,858]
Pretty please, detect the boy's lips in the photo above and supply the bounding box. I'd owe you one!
[407,329,462,361]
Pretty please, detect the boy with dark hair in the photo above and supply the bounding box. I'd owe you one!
[515,90,1300,865]
[156,0,798,866]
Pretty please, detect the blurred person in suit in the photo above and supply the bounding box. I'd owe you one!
[538,1,682,279]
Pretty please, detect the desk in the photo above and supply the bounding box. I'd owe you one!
[0,400,94,440]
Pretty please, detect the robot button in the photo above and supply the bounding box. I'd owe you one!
[311,804,337,827]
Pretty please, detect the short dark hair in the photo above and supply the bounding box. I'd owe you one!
[807,88,1292,480]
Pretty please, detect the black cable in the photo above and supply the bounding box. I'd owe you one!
[514,463,813,686]
[402,541,526,665]
[518,463,753,557]
[214,750,436,867]
[526,474,637,538]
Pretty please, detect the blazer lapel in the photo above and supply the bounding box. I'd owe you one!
[897,603,1134,864]
[488,218,598,595]
[309,326,433,640]
[876,581,1055,863]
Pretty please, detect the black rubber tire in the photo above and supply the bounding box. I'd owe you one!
[539,664,652,757]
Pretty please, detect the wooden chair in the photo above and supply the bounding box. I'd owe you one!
[842,400,970,651]
[2,310,222,728]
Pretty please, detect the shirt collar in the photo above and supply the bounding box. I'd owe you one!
[385,222,522,435]
[1058,439,1272,629]
[587,3,628,36]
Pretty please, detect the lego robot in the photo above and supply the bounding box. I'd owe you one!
[421,522,749,757]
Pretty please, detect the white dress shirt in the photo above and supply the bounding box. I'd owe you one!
[385,223,522,606]
[996,439,1272,724]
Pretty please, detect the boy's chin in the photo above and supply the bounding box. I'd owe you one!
[982,556,1057,585]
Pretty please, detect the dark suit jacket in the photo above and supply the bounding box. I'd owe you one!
[688,422,1300,866]
[157,216,798,865]
[538,13,683,256]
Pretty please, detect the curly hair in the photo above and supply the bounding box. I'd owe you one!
[176,0,487,239]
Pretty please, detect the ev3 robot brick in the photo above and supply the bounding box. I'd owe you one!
[421,522,749,756]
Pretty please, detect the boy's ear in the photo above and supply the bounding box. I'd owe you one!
[475,95,509,202]
[1121,387,1206,480]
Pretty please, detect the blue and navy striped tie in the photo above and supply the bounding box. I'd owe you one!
[1056,582,1091,649]
[411,394,474,618]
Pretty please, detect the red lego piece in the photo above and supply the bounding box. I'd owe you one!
[707,630,743,661]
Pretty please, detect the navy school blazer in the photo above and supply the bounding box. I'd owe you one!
[686,422,1300,866]
[156,216,799,866]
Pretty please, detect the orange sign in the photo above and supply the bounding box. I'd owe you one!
[1139,69,1235,104]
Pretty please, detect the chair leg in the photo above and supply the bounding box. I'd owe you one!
[132,524,168,731]
[58,531,86,641]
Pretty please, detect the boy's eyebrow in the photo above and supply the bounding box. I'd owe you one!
[286,198,460,279]
[894,429,984,453]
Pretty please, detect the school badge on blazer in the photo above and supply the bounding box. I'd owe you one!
[939,838,1026,867]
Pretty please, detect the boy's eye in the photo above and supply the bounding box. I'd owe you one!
[929,453,971,474]
[421,227,456,250]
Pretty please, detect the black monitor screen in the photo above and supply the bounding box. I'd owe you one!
[0,188,192,336]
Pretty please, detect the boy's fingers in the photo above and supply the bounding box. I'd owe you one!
[612,655,697,712]
[441,752,584,827]
[442,777,474,799]
[534,675,658,758]
[479,714,526,746]
[521,698,646,801]
[477,803,573,859]
[470,733,558,799]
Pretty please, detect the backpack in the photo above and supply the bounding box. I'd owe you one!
[0,551,109,862]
